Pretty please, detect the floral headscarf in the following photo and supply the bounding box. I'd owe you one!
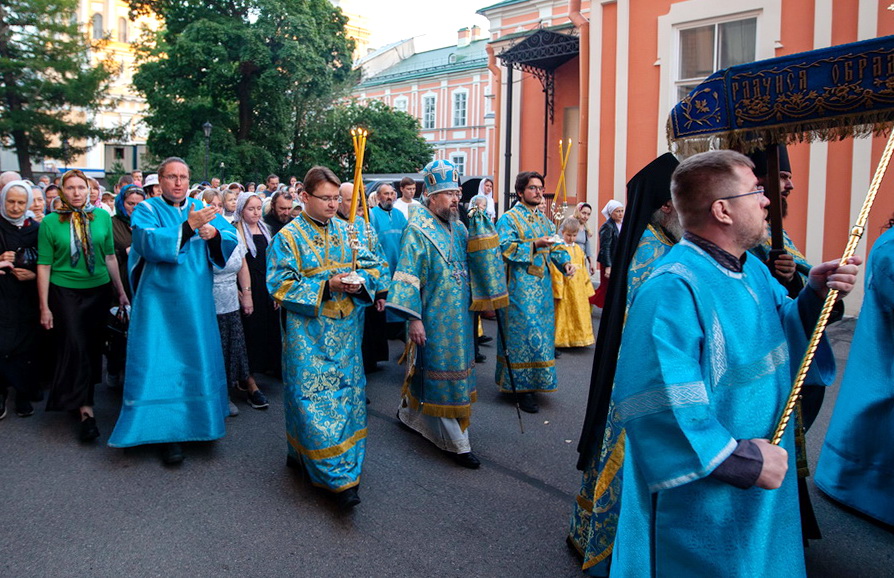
[55,169,97,274]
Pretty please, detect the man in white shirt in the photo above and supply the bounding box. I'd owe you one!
[393,176,421,219]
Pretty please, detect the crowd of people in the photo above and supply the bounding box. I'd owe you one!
[1,147,889,573]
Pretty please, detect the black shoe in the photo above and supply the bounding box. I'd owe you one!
[79,416,100,442]
[475,353,487,363]
[554,348,563,359]
[15,397,34,418]
[453,452,481,469]
[518,392,539,414]
[336,487,361,510]
[286,454,302,470]
[0,390,7,420]
[478,335,493,345]
[160,443,185,465]
[247,389,269,410]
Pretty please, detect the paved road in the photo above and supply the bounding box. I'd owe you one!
[1,315,890,577]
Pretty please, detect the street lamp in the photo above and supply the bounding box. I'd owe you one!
[202,121,212,181]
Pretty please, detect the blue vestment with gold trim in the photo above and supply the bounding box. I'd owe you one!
[495,202,569,393]
[266,213,388,492]
[610,240,834,577]
[370,205,407,323]
[109,196,238,447]
[387,205,476,425]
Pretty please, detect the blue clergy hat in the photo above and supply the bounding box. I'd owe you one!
[422,159,460,194]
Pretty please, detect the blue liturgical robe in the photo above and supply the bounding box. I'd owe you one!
[610,240,834,577]
[387,205,476,425]
[370,205,408,324]
[569,224,675,575]
[495,202,569,393]
[109,197,238,447]
[267,212,388,492]
[816,227,894,526]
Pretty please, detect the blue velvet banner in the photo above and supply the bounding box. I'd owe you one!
[668,35,894,152]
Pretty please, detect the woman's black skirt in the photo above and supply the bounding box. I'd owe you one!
[217,310,250,386]
[45,283,111,412]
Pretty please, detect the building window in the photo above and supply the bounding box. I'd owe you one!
[114,147,125,160]
[450,154,466,176]
[452,91,468,127]
[394,97,408,113]
[91,14,103,40]
[422,95,436,130]
[118,17,128,43]
[676,17,756,100]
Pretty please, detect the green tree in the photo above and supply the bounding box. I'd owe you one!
[129,0,355,182]
[296,100,434,178]
[0,0,117,180]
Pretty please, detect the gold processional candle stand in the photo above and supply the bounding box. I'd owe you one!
[550,139,572,240]
[771,129,894,444]
[343,128,369,284]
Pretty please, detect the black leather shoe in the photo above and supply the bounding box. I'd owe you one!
[160,443,185,465]
[286,454,302,470]
[518,392,539,414]
[336,487,361,510]
[453,452,481,469]
[475,353,487,363]
[478,335,493,345]
[79,416,100,442]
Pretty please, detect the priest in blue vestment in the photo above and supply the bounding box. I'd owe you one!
[108,157,238,466]
[388,160,485,469]
[495,171,573,414]
[267,166,388,511]
[815,222,894,526]
[610,150,860,577]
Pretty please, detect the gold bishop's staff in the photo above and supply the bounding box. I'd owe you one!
[771,129,894,444]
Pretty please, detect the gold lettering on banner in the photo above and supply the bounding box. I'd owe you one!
[832,63,840,84]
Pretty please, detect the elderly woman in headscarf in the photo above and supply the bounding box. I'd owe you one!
[592,199,624,309]
[476,177,496,221]
[29,184,46,222]
[104,184,146,389]
[36,169,129,442]
[0,181,42,419]
[233,192,277,407]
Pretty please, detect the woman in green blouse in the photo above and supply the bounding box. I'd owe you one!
[37,169,129,442]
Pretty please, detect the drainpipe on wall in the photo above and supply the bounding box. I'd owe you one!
[486,43,503,209]
[569,0,590,201]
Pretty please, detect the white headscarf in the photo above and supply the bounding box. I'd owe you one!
[477,178,495,220]
[1,180,34,227]
[234,192,271,257]
[601,199,624,233]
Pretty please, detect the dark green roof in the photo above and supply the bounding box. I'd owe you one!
[476,0,527,15]
[357,39,489,88]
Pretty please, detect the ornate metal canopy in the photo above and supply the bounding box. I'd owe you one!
[498,28,580,121]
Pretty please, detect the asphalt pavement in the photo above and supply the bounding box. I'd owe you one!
[1,315,891,577]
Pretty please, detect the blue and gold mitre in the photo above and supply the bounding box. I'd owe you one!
[422,159,460,194]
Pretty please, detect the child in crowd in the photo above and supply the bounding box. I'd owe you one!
[551,217,595,348]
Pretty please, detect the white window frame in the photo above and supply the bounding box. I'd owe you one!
[452,89,468,128]
[393,96,408,113]
[655,0,781,154]
[118,17,128,43]
[450,153,466,176]
[92,13,104,40]
[422,94,437,130]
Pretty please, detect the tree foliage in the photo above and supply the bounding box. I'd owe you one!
[0,0,117,179]
[130,0,357,182]
[296,100,434,179]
